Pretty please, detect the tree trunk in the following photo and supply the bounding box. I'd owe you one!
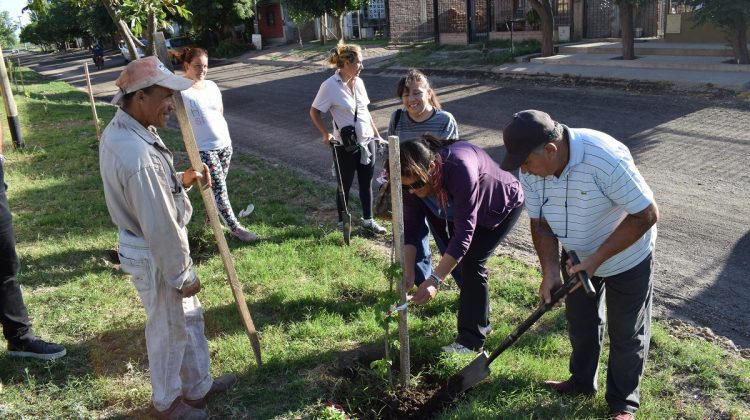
[620,3,635,60]
[333,15,343,40]
[145,13,156,56]
[320,14,327,45]
[528,0,554,57]
[101,0,138,60]
[732,24,749,64]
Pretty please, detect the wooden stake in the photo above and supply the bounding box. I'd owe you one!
[388,135,410,386]
[83,63,101,141]
[0,47,23,149]
[17,57,24,94]
[153,32,262,366]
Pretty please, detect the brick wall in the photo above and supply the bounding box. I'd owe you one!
[388,0,436,42]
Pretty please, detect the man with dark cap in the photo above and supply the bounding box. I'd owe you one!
[100,56,235,419]
[1,140,66,361]
[500,110,659,420]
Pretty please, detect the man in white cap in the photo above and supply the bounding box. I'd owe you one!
[501,110,659,420]
[100,56,235,419]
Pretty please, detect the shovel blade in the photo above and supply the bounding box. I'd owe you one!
[448,351,492,395]
[415,352,491,418]
[342,213,351,245]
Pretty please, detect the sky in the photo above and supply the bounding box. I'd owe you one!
[0,0,31,31]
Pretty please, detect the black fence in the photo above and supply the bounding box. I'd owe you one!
[387,0,664,44]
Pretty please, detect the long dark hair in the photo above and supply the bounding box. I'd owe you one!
[399,134,457,181]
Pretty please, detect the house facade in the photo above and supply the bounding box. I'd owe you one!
[387,0,666,44]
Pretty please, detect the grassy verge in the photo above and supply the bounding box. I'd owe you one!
[0,67,748,419]
[395,39,541,68]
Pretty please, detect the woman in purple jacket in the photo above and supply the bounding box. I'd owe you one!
[400,135,524,354]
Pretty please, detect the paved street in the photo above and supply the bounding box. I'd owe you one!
[23,49,750,348]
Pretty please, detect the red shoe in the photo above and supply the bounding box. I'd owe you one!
[543,378,595,396]
[610,411,635,420]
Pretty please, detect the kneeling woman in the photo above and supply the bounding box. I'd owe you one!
[400,135,524,354]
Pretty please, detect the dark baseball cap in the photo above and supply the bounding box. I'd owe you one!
[500,110,563,171]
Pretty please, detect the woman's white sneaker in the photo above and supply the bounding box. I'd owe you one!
[362,218,386,235]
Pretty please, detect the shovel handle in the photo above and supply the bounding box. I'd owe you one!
[566,250,595,298]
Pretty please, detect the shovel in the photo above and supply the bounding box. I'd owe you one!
[416,250,595,417]
[331,144,352,245]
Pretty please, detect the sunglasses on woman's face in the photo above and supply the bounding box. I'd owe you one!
[404,178,427,191]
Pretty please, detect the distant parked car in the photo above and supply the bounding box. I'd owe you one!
[118,39,146,62]
[166,37,196,64]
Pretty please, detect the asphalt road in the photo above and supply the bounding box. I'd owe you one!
[22,49,750,348]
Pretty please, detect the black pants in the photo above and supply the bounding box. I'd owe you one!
[455,205,522,350]
[333,142,376,221]
[0,160,34,345]
[563,252,653,414]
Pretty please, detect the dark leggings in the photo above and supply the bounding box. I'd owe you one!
[333,141,376,221]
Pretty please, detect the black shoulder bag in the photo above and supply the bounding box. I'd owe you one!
[334,88,360,153]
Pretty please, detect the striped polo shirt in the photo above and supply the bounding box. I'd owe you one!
[388,108,459,141]
[520,126,656,277]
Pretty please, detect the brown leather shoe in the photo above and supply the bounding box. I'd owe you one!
[184,373,238,408]
[153,397,207,420]
[610,411,635,420]
[543,378,595,396]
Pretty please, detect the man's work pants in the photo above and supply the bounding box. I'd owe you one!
[564,253,653,414]
[118,239,213,412]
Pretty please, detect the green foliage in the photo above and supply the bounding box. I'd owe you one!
[688,0,750,30]
[0,11,18,47]
[213,40,248,58]
[285,0,320,27]
[23,1,81,49]
[78,3,118,41]
[525,8,541,30]
[117,0,192,37]
[182,0,254,40]
[396,39,541,68]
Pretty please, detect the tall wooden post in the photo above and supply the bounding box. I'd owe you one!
[153,32,262,366]
[0,48,23,149]
[388,135,410,386]
[83,63,101,141]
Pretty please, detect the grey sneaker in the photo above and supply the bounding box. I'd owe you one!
[362,218,386,235]
[230,226,257,242]
[7,337,66,361]
[441,341,481,355]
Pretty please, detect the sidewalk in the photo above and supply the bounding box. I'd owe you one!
[238,40,750,93]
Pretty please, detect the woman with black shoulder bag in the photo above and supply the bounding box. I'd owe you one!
[310,40,386,236]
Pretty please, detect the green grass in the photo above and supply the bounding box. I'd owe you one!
[289,38,390,56]
[396,39,541,68]
[0,67,748,419]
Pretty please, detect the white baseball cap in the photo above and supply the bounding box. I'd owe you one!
[111,55,193,105]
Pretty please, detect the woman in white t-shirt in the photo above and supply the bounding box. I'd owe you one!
[180,47,256,242]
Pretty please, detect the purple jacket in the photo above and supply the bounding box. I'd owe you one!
[403,141,524,263]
